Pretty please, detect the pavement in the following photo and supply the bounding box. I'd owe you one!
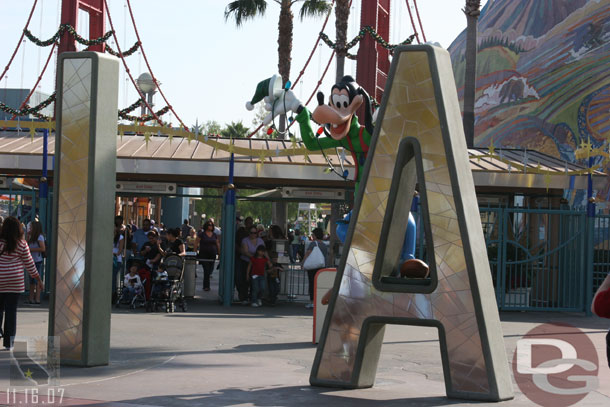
[1,266,609,407]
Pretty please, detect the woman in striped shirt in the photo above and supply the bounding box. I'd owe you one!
[0,216,42,350]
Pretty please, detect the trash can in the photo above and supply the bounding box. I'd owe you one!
[183,255,198,298]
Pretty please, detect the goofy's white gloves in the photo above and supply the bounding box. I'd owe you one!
[262,90,302,126]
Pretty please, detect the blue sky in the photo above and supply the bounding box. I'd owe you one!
[1,0,486,130]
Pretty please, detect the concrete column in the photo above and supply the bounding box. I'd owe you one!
[272,202,287,233]
[161,187,189,229]
[49,52,119,366]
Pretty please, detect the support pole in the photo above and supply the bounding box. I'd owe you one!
[40,128,50,292]
[585,156,595,316]
[40,129,49,230]
[220,153,236,307]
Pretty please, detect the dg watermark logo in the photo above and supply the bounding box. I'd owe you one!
[513,323,599,407]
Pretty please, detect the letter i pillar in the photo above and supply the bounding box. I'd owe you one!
[49,52,119,366]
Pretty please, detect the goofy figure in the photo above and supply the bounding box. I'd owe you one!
[248,75,428,278]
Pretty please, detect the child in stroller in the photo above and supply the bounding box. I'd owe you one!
[117,259,147,309]
[146,254,188,313]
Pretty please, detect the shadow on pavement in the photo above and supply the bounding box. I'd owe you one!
[116,386,484,407]
[499,311,609,330]
[55,341,316,382]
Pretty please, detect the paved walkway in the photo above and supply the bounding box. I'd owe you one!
[1,267,609,406]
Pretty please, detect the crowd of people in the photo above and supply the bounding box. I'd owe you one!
[234,216,330,308]
[0,211,331,351]
[114,214,332,308]
[112,216,221,302]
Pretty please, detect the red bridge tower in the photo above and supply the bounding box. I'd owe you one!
[58,0,107,54]
[356,0,391,104]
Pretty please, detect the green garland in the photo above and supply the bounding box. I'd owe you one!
[105,41,141,57]
[320,26,415,53]
[25,24,140,58]
[24,24,113,47]
[1,93,169,122]
[28,110,51,120]
[119,106,171,122]
[0,92,56,118]
[119,98,144,116]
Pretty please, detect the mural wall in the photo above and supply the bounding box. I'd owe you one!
[449,0,610,200]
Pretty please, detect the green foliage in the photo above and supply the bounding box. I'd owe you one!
[251,103,269,138]
[221,121,250,138]
[237,192,299,227]
[226,0,331,25]
[194,189,223,222]
[195,188,300,229]
[224,0,268,27]
[298,0,332,20]
[203,120,222,135]
[237,192,273,225]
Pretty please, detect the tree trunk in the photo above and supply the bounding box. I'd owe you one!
[335,0,350,82]
[277,0,293,85]
[276,0,293,139]
[463,1,480,148]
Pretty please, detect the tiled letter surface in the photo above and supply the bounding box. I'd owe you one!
[310,46,513,402]
[51,53,118,366]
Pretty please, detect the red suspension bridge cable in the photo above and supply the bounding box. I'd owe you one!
[10,41,56,121]
[303,0,355,106]
[305,51,335,106]
[405,0,421,44]
[279,50,336,135]
[412,0,426,43]
[290,0,335,90]
[0,0,38,83]
[246,123,264,139]
[103,0,163,127]
[125,0,189,132]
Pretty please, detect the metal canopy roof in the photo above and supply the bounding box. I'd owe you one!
[0,132,604,190]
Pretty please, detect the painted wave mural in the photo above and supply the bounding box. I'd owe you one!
[449,0,610,200]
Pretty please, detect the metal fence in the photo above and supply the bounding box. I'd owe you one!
[592,214,610,298]
[481,207,589,311]
[414,205,604,313]
[279,264,310,300]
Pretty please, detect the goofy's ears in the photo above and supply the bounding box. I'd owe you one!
[317,91,325,106]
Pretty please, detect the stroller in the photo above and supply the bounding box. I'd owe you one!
[116,258,148,310]
[146,254,188,313]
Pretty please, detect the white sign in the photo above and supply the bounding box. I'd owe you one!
[116,182,177,194]
[285,188,344,200]
[298,203,317,211]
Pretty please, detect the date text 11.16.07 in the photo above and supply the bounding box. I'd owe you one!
[5,388,65,405]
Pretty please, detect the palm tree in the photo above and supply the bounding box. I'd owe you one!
[225,0,332,87]
[334,0,350,82]
[221,121,250,138]
[463,0,481,148]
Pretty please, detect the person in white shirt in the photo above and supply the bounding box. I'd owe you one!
[112,225,125,303]
[122,265,143,303]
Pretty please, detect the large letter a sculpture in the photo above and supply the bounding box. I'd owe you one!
[310,46,514,401]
